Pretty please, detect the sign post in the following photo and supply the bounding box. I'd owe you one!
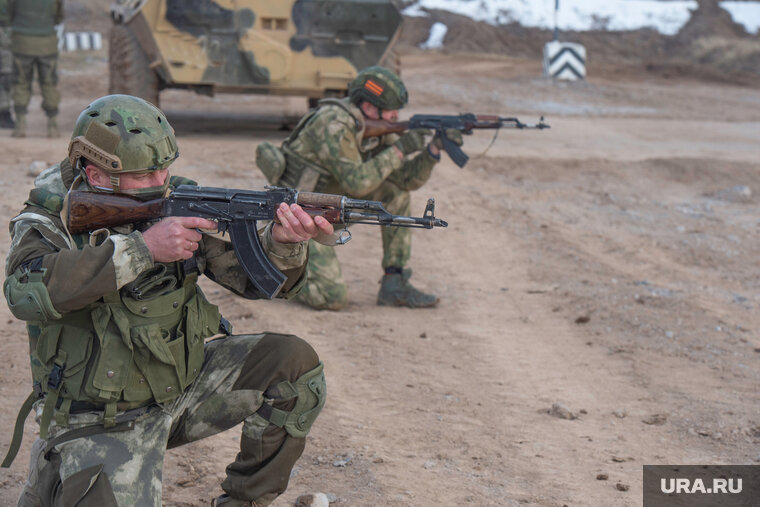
[543,0,587,80]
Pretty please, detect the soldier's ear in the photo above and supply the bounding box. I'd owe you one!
[84,164,110,188]
[359,100,378,120]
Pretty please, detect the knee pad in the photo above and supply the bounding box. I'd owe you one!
[258,361,326,438]
[4,267,61,322]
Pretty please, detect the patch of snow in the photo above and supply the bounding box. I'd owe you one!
[721,1,760,34]
[403,0,760,36]
[420,22,449,49]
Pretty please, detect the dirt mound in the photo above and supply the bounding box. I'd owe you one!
[666,0,760,79]
[400,10,668,64]
[671,0,750,49]
[399,3,759,85]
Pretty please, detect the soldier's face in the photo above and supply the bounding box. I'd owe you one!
[119,169,169,190]
[86,164,169,190]
[360,101,399,121]
[380,109,399,121]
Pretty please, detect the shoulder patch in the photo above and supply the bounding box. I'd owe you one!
[170,175,198,188]
[25,188,64,214]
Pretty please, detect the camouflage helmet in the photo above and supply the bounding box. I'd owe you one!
[348,66,408,110]
[69,95,179,192]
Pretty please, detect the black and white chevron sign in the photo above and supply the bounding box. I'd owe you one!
[60,32,103,52]
[543,41,586,81]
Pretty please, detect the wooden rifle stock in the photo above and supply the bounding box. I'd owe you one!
[67,191,165,234]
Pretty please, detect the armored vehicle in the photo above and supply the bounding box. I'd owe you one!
[109,0,402,107]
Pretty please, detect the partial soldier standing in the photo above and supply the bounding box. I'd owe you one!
[0,0,14,128]
[3,95,333,506]
[256,66,463,310]
[8,0,63,138]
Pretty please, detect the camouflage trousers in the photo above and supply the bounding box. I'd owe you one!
[296,180,412,310]
[17,333,323,507]
[0,27,11,111]
[12,53,60,116]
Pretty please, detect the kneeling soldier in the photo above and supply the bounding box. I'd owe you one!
[3,94,332,506]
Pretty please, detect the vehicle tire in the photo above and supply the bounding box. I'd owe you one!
[109,24,161,107]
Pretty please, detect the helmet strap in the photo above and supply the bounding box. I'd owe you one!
[110,174,121,192]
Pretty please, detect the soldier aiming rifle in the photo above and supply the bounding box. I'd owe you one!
[256,65,547,310]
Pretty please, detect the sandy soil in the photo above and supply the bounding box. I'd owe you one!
[0,48,759,507]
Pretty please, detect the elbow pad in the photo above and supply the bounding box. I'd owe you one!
[4,267,62,322]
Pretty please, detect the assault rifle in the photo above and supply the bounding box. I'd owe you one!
[364,114,550,168]
[67,185,447,298]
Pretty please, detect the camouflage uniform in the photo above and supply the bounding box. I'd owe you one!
[3,97,325,506]
[8,0,63,137]
[0,0,13,122]
[277,96,439,310]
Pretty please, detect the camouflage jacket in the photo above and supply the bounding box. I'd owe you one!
[285,98,438,197]
[8,0,63,55]
[3,160,307,430]
[6,159,307,314]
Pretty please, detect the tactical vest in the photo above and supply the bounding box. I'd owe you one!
[6,171,223,461]
[10,0,57,36]
[279,98,364,192]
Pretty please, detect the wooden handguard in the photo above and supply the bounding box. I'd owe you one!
[67,191,164,234]
[296,192,344,208]
[299,208,344,224]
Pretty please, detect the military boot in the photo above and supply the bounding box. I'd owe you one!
[0,109,14,129]
[377,267,439,308]
[47,116,60,138]
[11,114,25,138]
[211,494,254,506]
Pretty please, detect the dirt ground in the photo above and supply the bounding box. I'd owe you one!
[0,45,759,507]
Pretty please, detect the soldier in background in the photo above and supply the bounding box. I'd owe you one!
[8,0,63,138]
[0,0,15,128]
[3,95,332,506]
[256,66,463,310]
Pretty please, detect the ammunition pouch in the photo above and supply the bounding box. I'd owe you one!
[256,361,326,438]
[29,271,221,419]
[255,141,286,185]
[274,97,359,192]
[4,267,62,322]
[280,145,330,192]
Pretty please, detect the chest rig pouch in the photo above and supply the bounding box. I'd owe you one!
[30,261,222,437]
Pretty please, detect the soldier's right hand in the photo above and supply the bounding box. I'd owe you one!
[393,128,430,156]
[142,217,218,262]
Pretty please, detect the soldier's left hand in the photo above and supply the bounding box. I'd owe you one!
[272,202,334,243]
[432,129,464,150]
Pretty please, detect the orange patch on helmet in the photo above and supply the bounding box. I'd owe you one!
[364,79,384,96]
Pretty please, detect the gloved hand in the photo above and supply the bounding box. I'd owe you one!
[393,128,430,156]
[432,129,464,150]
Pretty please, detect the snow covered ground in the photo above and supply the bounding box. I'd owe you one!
[404,0,760,38]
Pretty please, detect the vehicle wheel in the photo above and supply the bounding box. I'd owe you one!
[109,24,160,107]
